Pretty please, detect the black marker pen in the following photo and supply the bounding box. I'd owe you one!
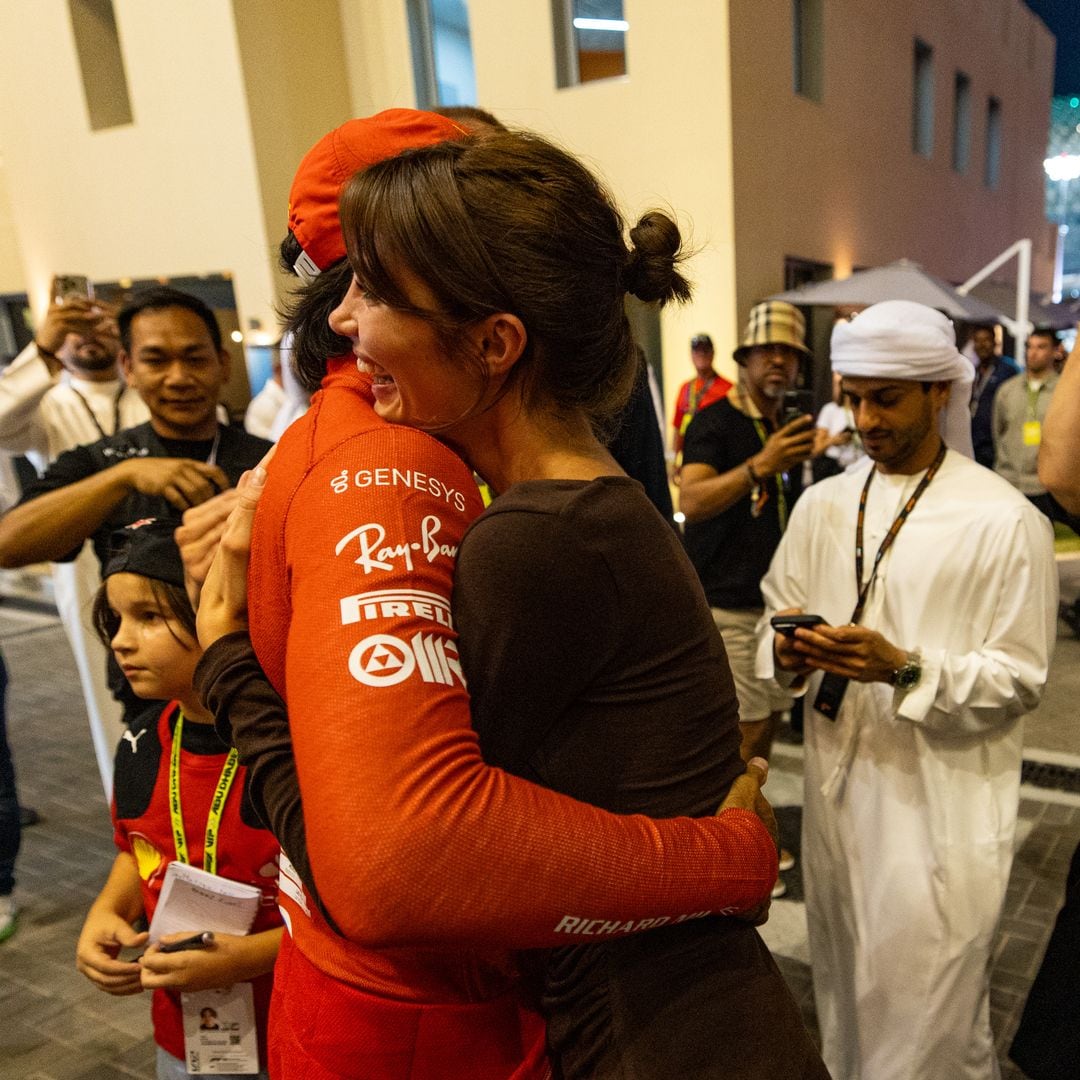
[157,931,215,953]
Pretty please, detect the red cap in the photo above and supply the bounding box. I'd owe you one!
[286,109,466,281]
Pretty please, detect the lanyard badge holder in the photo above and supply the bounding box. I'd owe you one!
[170,711,259,1075]
[813,443,946,721]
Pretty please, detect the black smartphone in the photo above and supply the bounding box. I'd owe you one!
[781,389,814,426]
[770,613,826,637]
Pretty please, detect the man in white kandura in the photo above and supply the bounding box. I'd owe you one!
[756,300,1057,1080]
[0,295,147,796]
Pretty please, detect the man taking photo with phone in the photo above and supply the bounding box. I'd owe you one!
[0,287,271,745]
[757,301,1056,1080]
[679,299,815,893]
[0,279,150,794]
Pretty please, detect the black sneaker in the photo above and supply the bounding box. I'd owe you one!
[1060,602,1080,638]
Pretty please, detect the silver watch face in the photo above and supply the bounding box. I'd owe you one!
[893,663,921,690]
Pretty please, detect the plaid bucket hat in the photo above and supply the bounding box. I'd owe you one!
[733,300,812,364]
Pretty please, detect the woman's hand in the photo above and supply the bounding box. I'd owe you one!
[196,448,273,651]
[717,757,779,926]
[719,757,778,852]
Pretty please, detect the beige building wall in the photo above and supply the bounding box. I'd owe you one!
[0,1,1055,408]
[231,0,354,313]
[333,0,742,406]
[0,1,278,337]
[0,157,27,297]
[729,0,1056,327]
[464,0,741,409]
[338,0,419,114]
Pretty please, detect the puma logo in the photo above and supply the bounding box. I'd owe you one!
[122,729,147,754]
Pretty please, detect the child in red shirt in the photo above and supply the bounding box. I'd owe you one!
[76,519,282,1079]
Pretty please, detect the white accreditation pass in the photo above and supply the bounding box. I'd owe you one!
[181,984,259,1074]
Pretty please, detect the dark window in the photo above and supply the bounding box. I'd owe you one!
[784,256,833,292]
[985,96,1002,189]
[952,72,971,173]
[68,0,133,131]
[912,39,934,158]
[792,0,823,102]
[553,0,628,88]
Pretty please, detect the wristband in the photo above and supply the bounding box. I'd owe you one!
[745,460,761,486]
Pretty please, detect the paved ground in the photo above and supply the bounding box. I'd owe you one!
[0,557,1078,1079]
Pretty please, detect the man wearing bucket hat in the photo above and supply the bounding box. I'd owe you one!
[680,300,815,874]
[757,300,1057,1080]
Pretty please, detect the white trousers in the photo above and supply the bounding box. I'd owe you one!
[53,548,124,800]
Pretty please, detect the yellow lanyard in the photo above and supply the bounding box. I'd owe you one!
[168,708,239,876]
[751,418,788,533]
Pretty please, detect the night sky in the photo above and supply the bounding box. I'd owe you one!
[1024,0,1080,95]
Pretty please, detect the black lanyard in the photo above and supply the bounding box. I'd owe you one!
[814,441,947,722]
[849,441,947,626]
[69,384,123,440]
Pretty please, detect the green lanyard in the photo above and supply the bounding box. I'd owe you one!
[751,417,788,533]
[1026,382,1044,422]
[169,709,239,876]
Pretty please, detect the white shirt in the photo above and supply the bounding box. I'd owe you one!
[755,450,1057,1080]
[815,400,864,470]
[0,342,148,470]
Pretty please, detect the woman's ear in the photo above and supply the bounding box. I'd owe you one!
[473,313,527,377]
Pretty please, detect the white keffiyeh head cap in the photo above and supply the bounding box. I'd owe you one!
[830,300,974,458]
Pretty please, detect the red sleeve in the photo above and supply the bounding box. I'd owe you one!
[250,417,776,950]
[671,380,689,433]
[698,376,733,412]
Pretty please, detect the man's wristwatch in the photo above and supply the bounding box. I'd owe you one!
[889,650,922,691]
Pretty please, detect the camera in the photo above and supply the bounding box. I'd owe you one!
[780,388,813,426]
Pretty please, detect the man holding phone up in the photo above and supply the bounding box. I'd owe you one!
[756,301,1057,1080]
[0,287,271,746]
[680,300,815,871]
[0,278,150,795]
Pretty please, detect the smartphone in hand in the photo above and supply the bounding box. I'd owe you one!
[780,389,814,426]
[770,613,826,637]
[51,274,94,305]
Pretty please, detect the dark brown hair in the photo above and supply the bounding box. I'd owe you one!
[338,130,691,434]
[431,105,505,133]
[277,235,354,393]
[92,577,199,651]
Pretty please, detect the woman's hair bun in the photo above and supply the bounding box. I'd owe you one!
[624,211,692,305]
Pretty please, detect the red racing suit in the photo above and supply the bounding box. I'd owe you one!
[245,360,776,1078]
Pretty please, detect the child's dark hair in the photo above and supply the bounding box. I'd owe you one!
[92,577,198,650]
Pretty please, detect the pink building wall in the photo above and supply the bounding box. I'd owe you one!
[729,0,1057,324]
